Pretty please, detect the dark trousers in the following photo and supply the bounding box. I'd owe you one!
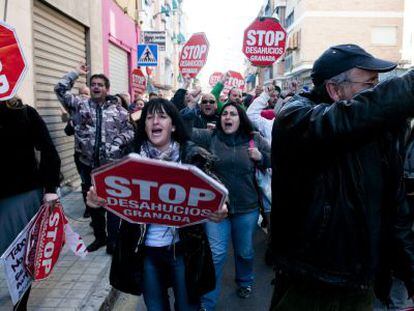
[77,160,120,245]
[269,275,374,311]
[74,152,90,215]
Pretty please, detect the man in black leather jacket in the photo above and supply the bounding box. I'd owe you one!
[270,44,414,310]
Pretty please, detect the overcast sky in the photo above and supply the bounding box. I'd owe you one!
[182,0,264,89]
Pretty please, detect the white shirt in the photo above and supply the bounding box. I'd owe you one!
[246,92,274,144]
[145,224,180,247]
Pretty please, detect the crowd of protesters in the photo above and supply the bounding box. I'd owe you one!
[3,43,414,311]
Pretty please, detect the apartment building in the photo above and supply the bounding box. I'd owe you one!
[275,0,405,87]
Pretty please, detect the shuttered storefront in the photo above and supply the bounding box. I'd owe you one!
[108,43,129,95]
[33,0,87,189]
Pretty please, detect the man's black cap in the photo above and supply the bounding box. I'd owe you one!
[311,44,397,86]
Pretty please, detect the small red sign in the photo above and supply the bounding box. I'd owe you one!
[242,17,287,67]
[26,204,65,280]
[131,68,147,95]
[0,21,27,101]
[223,71,245,95]
[209,72,223,87]
[179,33,209,78]
[92,154,228,227]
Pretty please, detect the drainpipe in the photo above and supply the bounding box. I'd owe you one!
[3,0,8,21]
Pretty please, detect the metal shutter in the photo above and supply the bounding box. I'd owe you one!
[109,43,129,95]
[33,0,87,189]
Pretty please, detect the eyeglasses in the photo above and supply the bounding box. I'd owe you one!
[341,78,379,87]
[201,100,216,105]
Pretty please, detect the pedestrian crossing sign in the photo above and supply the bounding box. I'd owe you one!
[137,44,158,67]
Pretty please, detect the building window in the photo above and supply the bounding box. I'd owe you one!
[286,10,294,28]
[264,3,272,17]
[284,52,293,73]
[371,27,397,46]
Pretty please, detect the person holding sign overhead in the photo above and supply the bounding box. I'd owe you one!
[87,98,228,311]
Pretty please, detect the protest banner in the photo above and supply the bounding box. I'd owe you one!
[1,219,33,305]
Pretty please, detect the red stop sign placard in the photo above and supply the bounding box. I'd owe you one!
[242,17,287,67]
[223,71,245,95]
[0,21,27,101]
[25,204,65,280]
[209,72,223,87]
[179,33,209,78]
[131,68,147,95]
[92,154,228,227]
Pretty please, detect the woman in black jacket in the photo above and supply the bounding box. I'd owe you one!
[87,98,227,311]
[191,102,271,310]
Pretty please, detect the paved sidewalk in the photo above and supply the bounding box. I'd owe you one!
[0,190,114,311]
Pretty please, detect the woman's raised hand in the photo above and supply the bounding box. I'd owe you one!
[206,203,228,223]
[248,147,263,162]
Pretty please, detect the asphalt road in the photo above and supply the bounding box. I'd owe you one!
[112,227,275,310]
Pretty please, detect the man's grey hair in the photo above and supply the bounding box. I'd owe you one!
[326,69,352,84]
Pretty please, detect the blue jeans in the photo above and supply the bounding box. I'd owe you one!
[201,209,259,310]
[142,246,199,311]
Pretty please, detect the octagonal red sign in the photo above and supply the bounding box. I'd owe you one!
[0,21,27,101]
[179,32,209,78]
[242,17,287,67]
[209,72,223,87]
[131,68,146,96]
[92,154,228,227]
[222,71,245,95]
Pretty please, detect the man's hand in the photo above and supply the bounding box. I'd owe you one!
[220,71,231,84]
[265,84,277,97]
[182,76,192,90]
[43,193,59,211]
[255,85,263,97]
[86,186,106,208]
[76,62,88,76]
[206,122,216,130]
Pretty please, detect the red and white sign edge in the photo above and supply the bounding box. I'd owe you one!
[91,153,229,227]
[0,21,28,101]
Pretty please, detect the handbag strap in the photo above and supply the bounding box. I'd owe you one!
[249,136,264,209]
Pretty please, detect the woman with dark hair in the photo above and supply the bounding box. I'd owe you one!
[192,102,271,310]
[87,98,227,311]
[0,97,61,310]
[115,93,129,111]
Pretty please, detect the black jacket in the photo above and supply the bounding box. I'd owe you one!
[271,70,414,299]
[0,104,61,199]
[180,105,219,132]
[109,141,216,302]
[171,88,187,111]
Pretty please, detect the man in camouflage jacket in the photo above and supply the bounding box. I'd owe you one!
[55,63,134,253]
